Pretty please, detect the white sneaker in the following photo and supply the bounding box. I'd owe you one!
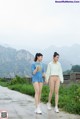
[54,106,59,113]
[47,103,52,110]
[35,107,42,114]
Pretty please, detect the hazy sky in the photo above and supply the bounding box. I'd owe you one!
[0,0,80,52]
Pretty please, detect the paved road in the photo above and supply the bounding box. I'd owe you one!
[0,86,80,119]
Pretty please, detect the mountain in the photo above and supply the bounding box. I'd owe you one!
[42,44,80,71]
[0,45,34,78]
[0,44,80,78]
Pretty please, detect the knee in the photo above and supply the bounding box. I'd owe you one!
[50,90,53,95]
[55,91,59,95]
[35,90,40,95]
[39,90,41,95]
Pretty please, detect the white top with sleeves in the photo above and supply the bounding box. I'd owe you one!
[46,61,64,83]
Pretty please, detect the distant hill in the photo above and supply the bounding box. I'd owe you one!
[0,44,80,77]
[0,45,34,78]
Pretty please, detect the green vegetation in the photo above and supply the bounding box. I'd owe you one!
[63,70,71,75]
[0,76,80,115]
[64,65,80,75]
[71,65,80,72]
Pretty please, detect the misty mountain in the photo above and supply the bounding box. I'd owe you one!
[42,44,80,71]
[0,44,80,78]
[0,45,34,78]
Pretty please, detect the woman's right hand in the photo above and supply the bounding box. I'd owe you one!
[36,66,40,72]
[33,66,40,74]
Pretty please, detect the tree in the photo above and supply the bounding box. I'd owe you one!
[71,65,80,72]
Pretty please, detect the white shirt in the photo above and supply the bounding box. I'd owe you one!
[46,61,64,83]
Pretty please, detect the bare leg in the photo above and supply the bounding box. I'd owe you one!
[33,82,39,108]
[54,78,60,107]
[38,83,43,104]
[48,77,55,103]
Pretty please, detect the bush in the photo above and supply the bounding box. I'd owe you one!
[10,75,29,85]
[41,85,49,103]
[8,84,35,97]
[59,84,80,114]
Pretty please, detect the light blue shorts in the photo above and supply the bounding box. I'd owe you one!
[32,77,44,83]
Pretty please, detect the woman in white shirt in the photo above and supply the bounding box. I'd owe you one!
[46,52,64,113]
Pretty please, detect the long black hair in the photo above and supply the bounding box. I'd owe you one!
[34,53,43,62]
[53,52,59,57]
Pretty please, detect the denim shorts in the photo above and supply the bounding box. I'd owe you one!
[32,77,44,83]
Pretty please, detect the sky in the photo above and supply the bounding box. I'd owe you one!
[0,0,80,53]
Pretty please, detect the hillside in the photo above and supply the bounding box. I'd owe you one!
[0,45,34,78]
